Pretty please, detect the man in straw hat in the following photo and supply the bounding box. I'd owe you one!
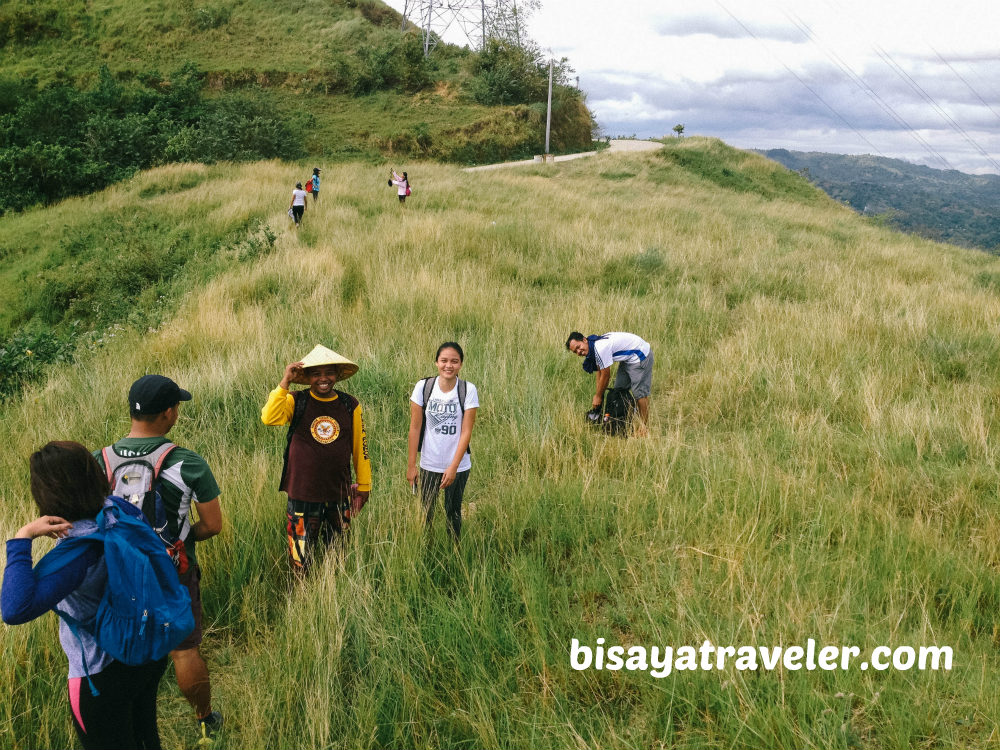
[261,345,372,573]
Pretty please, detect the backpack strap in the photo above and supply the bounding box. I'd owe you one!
[150,443,177,479]
[280,390,311,490]
[53,604,100,696]
[286,390,310,444]
[32,534,101,579]
[417,376,436,453]
[334,389,359,413]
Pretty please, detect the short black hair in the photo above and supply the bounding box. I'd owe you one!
[565,331,585,350]
[29,441,109,521]
[436,341,464,361]
[129,408,171,422]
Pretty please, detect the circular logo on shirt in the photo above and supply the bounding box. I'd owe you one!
[310,416,340,444]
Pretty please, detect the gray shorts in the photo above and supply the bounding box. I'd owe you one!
[614,350,653,399]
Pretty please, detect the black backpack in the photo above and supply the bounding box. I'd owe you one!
[588,387,636,436]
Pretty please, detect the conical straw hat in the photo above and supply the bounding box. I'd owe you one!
[291,344,359,384]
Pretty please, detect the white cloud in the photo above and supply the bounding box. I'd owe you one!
[381,0,1000,173]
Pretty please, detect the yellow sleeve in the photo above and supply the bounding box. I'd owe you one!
[261,387,296,426]
[353,403,372,493]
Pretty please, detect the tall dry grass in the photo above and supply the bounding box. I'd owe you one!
[2,139,1000,748]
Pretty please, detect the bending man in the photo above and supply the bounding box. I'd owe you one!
[566,331,653,431]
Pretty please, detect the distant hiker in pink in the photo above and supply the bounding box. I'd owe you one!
[389,169,410,204]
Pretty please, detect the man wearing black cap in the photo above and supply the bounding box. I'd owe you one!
[95,374,225,742]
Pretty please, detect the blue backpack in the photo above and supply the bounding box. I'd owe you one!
[33,498,194,693]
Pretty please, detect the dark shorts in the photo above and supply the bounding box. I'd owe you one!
[174,564,203,651]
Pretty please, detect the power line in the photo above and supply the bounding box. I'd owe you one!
[871,45,1000,172]
[714,0,888,159]
[929,46,1000,126]
[782,9,954,170]
[816,0,999,172]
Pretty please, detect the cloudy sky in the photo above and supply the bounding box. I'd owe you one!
[384,0,1000,174]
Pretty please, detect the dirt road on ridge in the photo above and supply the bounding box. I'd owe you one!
[462,139,663,172]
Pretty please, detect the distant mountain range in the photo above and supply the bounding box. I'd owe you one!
[757,149,1000,252]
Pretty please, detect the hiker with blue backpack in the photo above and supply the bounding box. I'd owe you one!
[95,374,225,742]
[2,441,189,750]
[406,342,479,540]
[566,331,653,435]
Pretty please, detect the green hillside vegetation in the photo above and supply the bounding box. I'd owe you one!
[3,137,1000,749]
[759,149,1000,252]
[0,0,593,213]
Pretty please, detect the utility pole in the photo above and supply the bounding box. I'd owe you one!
[545,57,553,155]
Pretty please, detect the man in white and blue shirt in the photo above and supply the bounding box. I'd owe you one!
[566,331,653,430]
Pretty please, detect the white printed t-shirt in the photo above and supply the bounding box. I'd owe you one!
[410,378,480,473]
[592,332,651,370]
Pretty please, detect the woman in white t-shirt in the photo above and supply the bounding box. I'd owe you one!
[289,182,308,226]
[407,342,479,540]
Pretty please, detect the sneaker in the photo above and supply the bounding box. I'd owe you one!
[197,711,224,744]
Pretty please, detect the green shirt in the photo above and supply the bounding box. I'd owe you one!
[94,437,221,567]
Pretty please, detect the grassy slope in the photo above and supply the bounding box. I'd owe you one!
[2,138,1000,749]
[2,0,403,79]
[0,0,553,162]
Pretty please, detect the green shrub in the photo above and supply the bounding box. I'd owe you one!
[469,39,546,106]
[192,3,232,30]
[165,89,307,163]
[0,0,84,46]
[0,328,74,399]
[352,31,429,94]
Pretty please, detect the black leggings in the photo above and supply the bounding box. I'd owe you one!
[69,658,168,750]
[420,468,470,540]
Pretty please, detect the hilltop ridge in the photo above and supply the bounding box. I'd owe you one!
[2,138,1000,748]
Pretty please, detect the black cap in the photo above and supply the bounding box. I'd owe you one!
[129,375,192,415]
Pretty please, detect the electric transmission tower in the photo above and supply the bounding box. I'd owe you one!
[406,0,535,57]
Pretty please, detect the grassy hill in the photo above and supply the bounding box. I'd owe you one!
[0,0,593,213]
[3,137,1000,749]
[758,149,1000,252]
